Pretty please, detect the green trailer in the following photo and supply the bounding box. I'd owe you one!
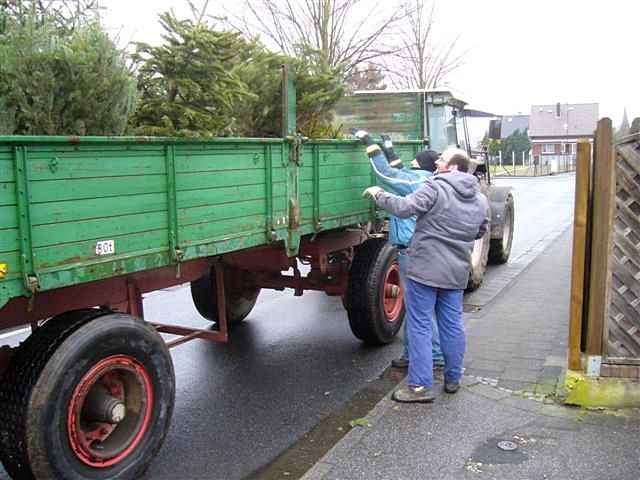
[0,77,421,479]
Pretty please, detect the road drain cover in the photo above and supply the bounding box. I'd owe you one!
[497,440,519,451]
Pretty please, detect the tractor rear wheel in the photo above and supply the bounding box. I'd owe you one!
[467,225,491,292]
[489,193,515,264]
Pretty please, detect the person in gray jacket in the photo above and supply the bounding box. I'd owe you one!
[363,148,489,403]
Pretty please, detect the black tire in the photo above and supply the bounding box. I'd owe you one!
[0,309,175,480]
[190,268,260,328]
[346,238,404,345]
[467,227,491,292]
[489,194,514,264]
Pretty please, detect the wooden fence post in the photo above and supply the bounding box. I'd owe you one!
[568,140,591,370]
[585,118,616,375]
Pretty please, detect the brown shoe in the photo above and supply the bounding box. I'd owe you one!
[392,385,435,403]
[444,381,461,394]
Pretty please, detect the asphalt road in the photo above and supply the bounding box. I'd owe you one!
[0,173,576,480]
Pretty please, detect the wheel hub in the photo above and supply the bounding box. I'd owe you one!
[67,355,153,468]
[382,262,403,323]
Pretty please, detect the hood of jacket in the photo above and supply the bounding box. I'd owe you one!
[434,171,479,199]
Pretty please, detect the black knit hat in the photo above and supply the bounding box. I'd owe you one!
[414,150,439,172]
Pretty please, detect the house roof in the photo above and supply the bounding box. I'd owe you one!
[500,114,529,138]
[529,103,598,138]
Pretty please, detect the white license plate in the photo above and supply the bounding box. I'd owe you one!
[95,240,115,256]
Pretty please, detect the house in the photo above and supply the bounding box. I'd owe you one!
[500,114,529,139]
[529,103,599,168]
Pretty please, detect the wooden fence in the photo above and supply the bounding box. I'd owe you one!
[568,118,640,379]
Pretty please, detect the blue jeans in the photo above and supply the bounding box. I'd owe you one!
[405,278,466,388]
[397,250,444,364]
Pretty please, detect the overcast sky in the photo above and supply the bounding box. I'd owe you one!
[101,0,637,126]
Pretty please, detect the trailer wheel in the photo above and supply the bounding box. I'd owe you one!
[467,227,491,292]
[190,268,260,328]
[346,238,404,345]
[489,193,514,264]
[0,309,175,480]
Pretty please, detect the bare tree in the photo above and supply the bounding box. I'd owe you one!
[228,0,410,77]
[346,62,386,91]
[0,0,103,29]
[383,0,466,89]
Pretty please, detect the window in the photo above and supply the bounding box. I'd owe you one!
[543,143,555,154]
[564,143,572,154]
[427,105,458,153]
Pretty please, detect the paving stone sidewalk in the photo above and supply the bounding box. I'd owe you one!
[302,227,640,480]
[462,227,572,395]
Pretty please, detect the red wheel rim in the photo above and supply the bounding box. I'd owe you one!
[383,262,403,323]
[67,355,153,468]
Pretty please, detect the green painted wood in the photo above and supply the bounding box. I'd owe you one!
[0,229,19,253]
[175,151,266,173]
[178,199,267,226]
[283,67,296,137]
[27,155,165,181]
[35,229,169,271]
[14,146,37,293]
[30,175,167,203]
[0,161,16,182]
[30,193,167,226]
[264,144,274,237]
[33,211,168,247]
[177,169,286,191]
[177,183,285,208]
[320,200,370,218]
[319,175,372,192]
[180,216,266,246]
[0,205,17,229]
[0,183,17,206]
[165,144,180,263]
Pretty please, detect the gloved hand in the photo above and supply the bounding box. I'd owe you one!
[380,134,402,168]
[362,186,384,200]
[351,128,375,146]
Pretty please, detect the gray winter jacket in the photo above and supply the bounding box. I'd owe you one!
[375,170,489,290]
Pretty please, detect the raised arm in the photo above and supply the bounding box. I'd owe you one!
[369,149,423,196]
[352,129,426,196]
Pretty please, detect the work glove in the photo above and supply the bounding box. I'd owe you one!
[351,128,375,146]
[380,134,402,168]
[362,186,384,200]
[352,128,383,158]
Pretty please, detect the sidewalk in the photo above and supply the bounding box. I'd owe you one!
[302,229,640,480]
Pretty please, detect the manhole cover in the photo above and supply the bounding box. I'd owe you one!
[497,440,518,451]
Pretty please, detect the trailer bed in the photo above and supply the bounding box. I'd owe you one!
[0,136,421,315]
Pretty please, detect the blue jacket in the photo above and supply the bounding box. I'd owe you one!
[369,151,432,247]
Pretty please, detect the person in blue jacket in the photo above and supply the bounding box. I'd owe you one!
[352,129,444,370]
